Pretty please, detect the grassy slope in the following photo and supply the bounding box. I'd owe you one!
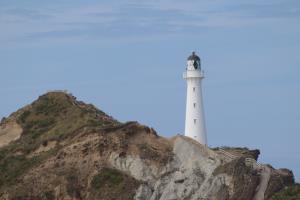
[0,92,120,192]
[270,184,300,200]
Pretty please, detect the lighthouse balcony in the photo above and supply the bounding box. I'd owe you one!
[183,70,204,79]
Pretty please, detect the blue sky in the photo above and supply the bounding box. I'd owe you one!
[1,0,300,180]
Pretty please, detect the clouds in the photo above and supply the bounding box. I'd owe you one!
[0,0,299,45]
[224,1,300,19]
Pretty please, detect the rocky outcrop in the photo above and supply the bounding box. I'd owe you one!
[108,134,294,200]
[0,120,22,148]
[0,92,297,200]
[265,168,295,199]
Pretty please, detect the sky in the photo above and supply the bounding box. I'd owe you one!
[0,0,300,180]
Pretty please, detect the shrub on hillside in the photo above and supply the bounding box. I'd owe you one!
[270,184,300,200]
[91,168,124,189]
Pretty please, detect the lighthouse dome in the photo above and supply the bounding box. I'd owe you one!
[187,52,201,70]
[187,52,200,61]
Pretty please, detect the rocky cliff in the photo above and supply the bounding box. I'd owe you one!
[0,92,298,200]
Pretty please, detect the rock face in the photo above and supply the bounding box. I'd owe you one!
[0,92,298,200]
[0,120,22,148]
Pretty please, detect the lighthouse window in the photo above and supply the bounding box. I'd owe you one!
[193,103,196,108]
[193,87,196,92]
[194,119,197,124]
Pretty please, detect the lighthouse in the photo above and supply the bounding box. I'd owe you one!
[183,52,207,145]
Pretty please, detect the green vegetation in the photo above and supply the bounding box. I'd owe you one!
[18,110,30,123]
[44,191,55,200]
[13,92,118,153]
[91,168,124,189]
[0,92,120,192]
[270,184,300,200]
[91,168,140,200]
[0,150,39,187]
[0,146,58,190]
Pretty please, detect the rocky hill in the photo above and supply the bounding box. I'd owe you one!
[0,92,299,200]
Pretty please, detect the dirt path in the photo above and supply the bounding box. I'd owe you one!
[253,165,271,200]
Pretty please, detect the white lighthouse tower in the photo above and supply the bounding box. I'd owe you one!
[183,52,207,145]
